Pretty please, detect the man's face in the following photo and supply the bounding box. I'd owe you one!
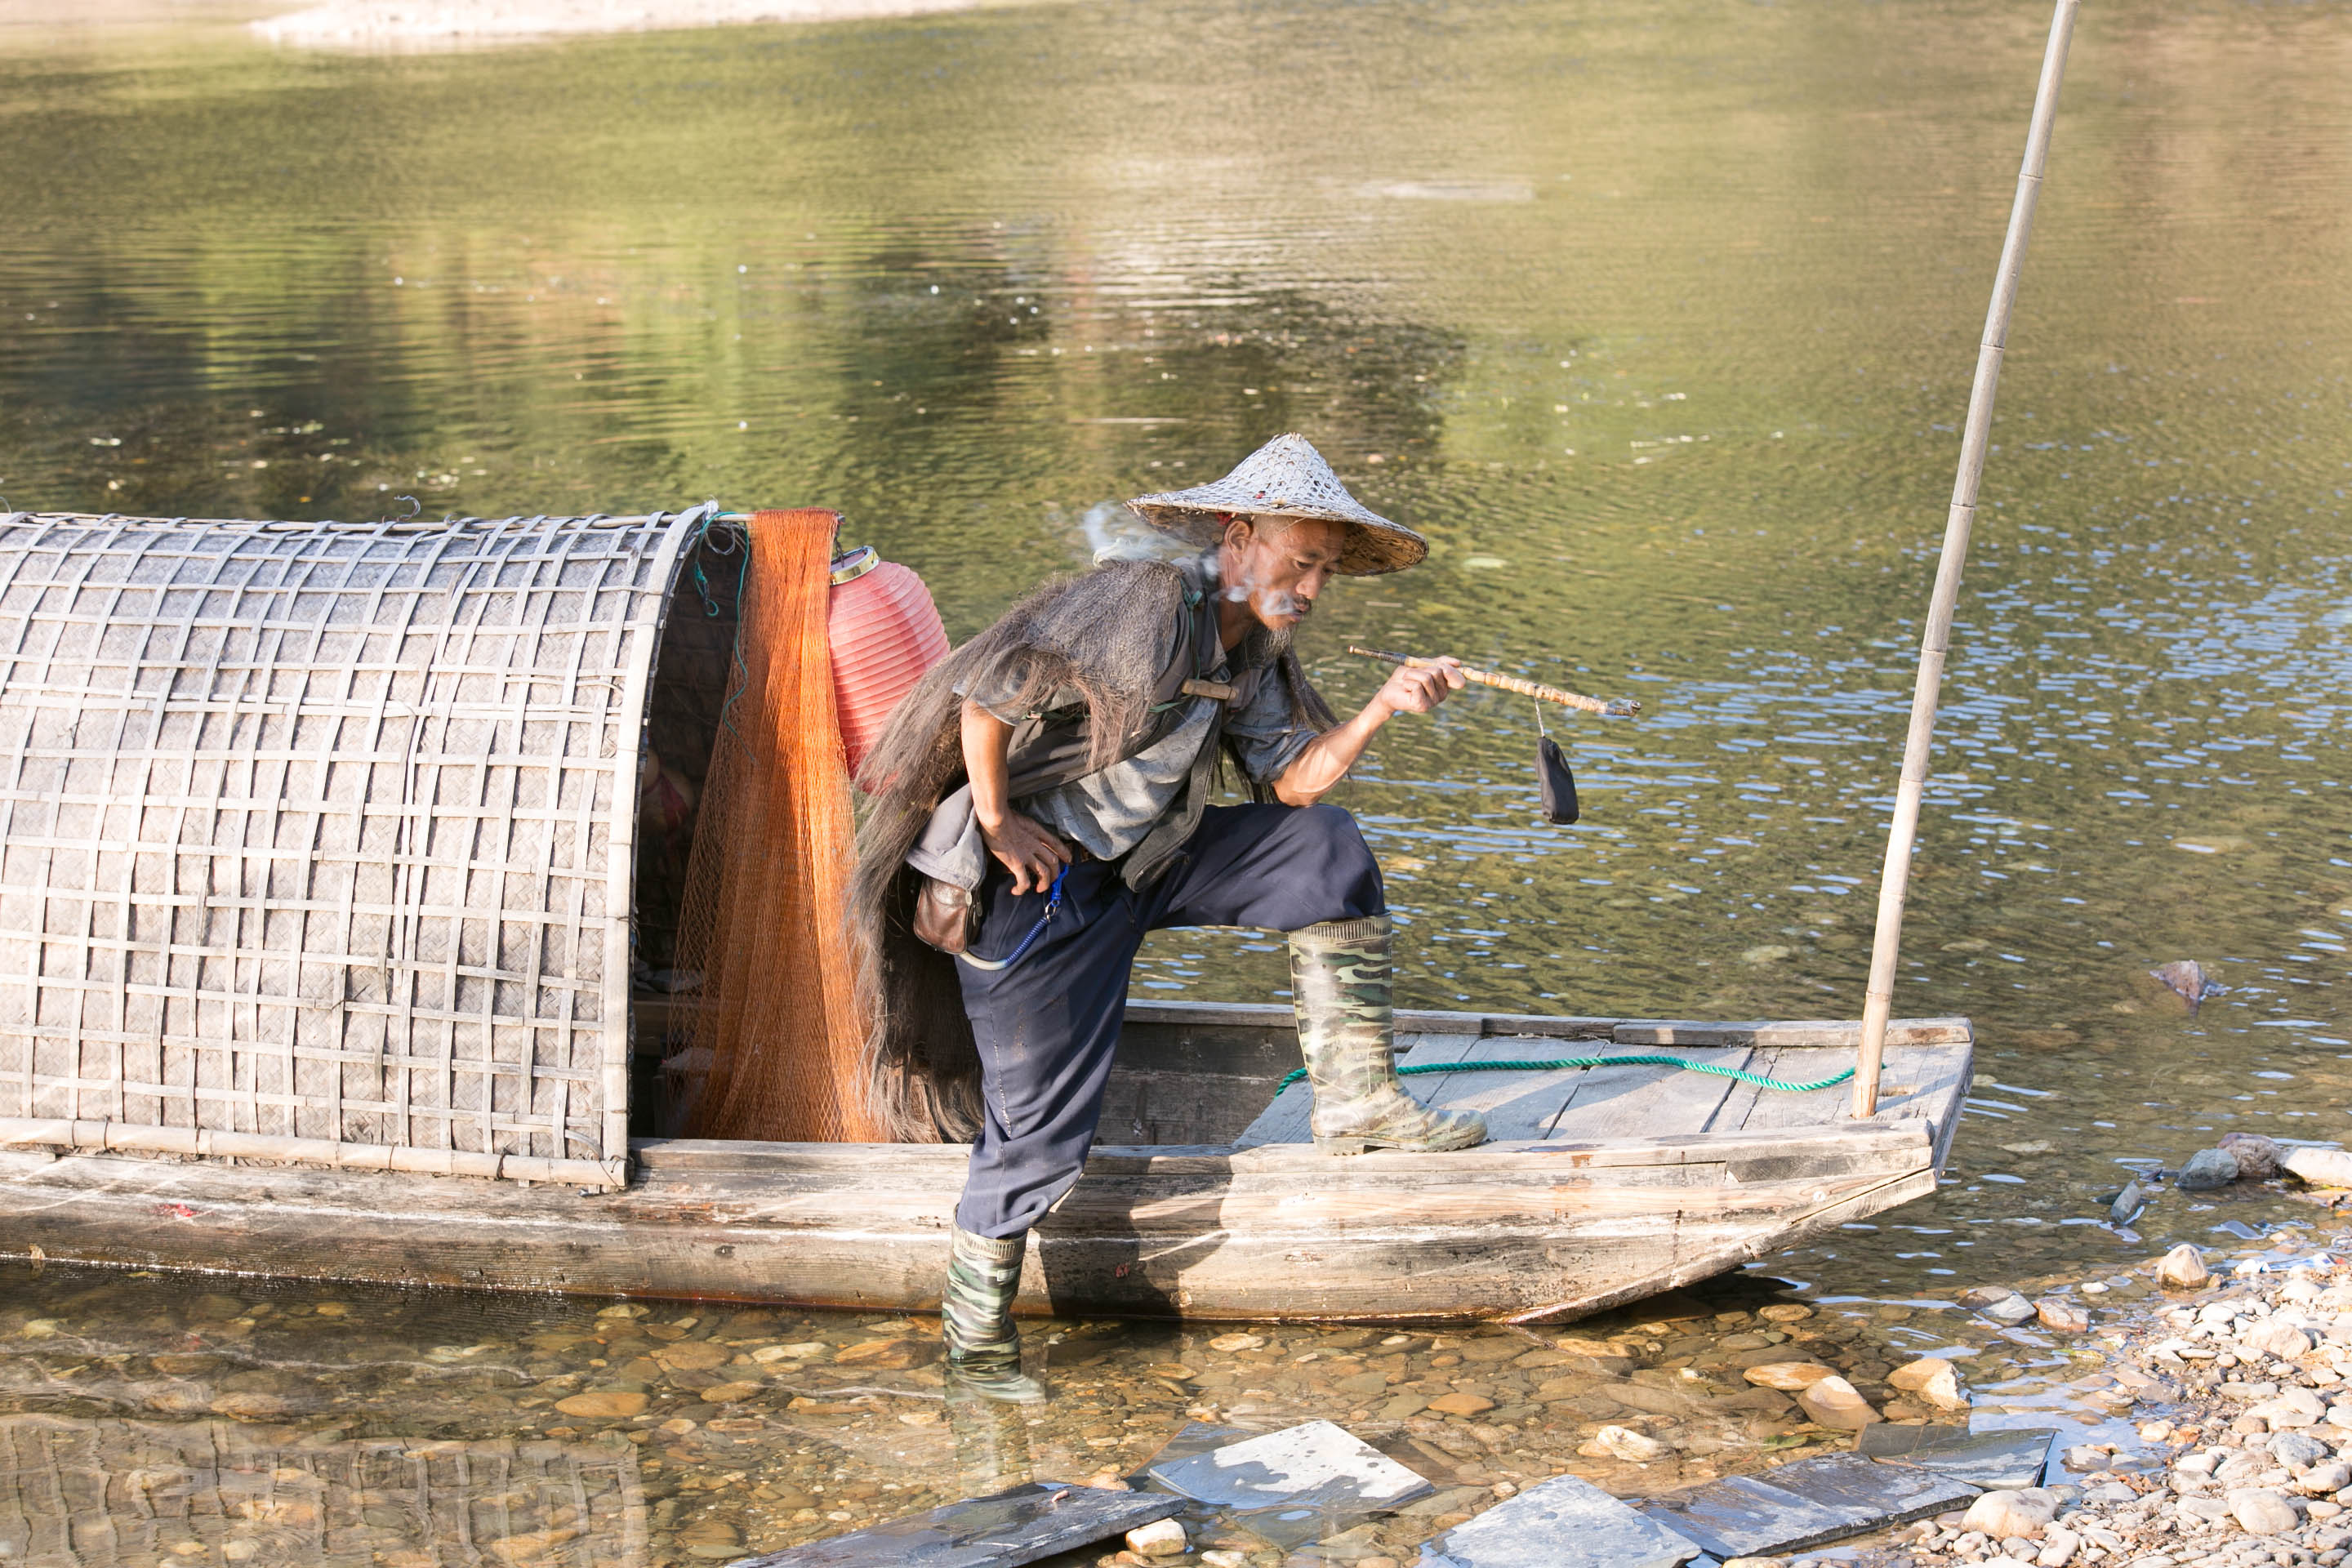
[1220,515,1346,633]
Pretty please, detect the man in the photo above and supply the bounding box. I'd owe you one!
[849,433,1486,1402]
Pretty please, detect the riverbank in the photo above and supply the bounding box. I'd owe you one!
[248,0,1047,47]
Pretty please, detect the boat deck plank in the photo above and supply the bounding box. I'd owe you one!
[1544,1046,1755,1143]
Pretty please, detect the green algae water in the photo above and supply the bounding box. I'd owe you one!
[3,0,2351,1560]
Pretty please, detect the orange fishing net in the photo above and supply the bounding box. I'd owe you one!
[670,509,881,1142]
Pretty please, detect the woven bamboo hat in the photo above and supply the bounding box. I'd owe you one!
[1126,433,1427,576]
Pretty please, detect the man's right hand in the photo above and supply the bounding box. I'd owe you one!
[979,808,1071,894]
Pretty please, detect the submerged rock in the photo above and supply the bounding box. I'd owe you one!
[2177,1148,2243,1191]
[1744,1363,1837,1391]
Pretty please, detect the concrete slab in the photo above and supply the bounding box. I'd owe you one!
[1419,1473,1704,1568]
[1147,1419,1434,1516]
[1857,1425,2061,1490]
[1129,1423,1250,1489]
[734,1481,1182,1568]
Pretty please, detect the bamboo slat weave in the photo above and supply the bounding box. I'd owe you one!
[0,508,711,1187]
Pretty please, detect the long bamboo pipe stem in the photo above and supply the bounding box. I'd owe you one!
[1853,0,2081,1118]
[1347,646,1641,717]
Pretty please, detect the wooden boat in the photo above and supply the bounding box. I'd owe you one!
[2,996,1968,1323]
[0,507,1971,1322]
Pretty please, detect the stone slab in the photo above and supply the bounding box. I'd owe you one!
[1147,1419,1434,1515]
[1636,1474,1861,1559]
[1129,1423,1250,1489]
[1856,1424,2061,1490]
[1748,1454,1979,1524]
[1419,1474,1703,1568]
[734,1482,1183,1568]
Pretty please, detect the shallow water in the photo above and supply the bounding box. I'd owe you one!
[3,0,2351,1559]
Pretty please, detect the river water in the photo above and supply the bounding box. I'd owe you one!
[3,0,2350,1561]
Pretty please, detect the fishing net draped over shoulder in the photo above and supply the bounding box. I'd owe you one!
[669,510,879,1143]
[848,557,1334,1143]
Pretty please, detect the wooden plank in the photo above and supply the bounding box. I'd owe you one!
[1868,1040,1974,1169]
[1391,1036,1591,1144]
[1612,1017,1970,1048]
[1545,1047,1753,1143]
[1230,1032,1475,1148]
[1120,997,1621,1042]
[1724,1049,1862,1134]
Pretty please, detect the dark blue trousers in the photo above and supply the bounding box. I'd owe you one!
[954,802,1384,1238]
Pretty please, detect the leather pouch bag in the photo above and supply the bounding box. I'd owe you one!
[912,878,980,956]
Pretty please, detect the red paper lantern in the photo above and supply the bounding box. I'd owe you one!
[827,545,950,778]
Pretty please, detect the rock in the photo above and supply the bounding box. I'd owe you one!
[1125,1518,1187,1557]
[1980,1296,2038,1325]
[2285,1148,2352,1189]
[1428,1392,1497,1417]
[2149,959,2217,1008]
[553,1391,648,1419]
[2252,1387,2328,1428]
[1201,1555,1248,1568]
[2246,1321,2315,1361]
[1758,1305,1814,1323]
[1961,1286,2025,1311]
[1207,1333,1264,1351]
[2297,1461,2352,1495]
[1744,1362,1838,1391]
[1889,1359,1970,1411]
[2037,1526,2081,1566]
[2229,1488,2300,1535]
[2061,1445,2109,1471]
[1962,1490,2058,1540]
[1722,1560,1787,1568]
[2109,1179,2146,1227]
[2178,1149,2243,1191]
[831,1338,937,1370]
[698,1381,761,1404]
[2036,1299,2090,1333]
[1579,1425,1665,1462]
[2221,1133,2283,1180]
[2157,1245,2212,1288]
[1796,1375,1881,1430]
[654,1341,733,1372]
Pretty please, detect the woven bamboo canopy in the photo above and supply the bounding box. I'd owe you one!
[0,505,728,1188]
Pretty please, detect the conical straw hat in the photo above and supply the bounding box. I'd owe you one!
[1126,433,1427,576]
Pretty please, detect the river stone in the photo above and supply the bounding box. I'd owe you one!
[2034,1300,2090,1334]
[2179,1149,2243,1191]
[2271,1432,2331,1468]
[2284,1148,2352,1188]
[1746,1363,1838,1391]
[555,1391,648,1419]
[2230,1489,2300,1535]
[1759,1305,1814,1323]
[2244,1321,2314,1361]
[1890,1359,1969,1411]
[2157,1245,2212,1288]
[1980,1296,2038,1325]
[2252,1386,2328,1428]
[1582,1426,1665,1463]
[1124,1518,1187,1558]
[1962,1490,2058,1540]
[1428,1392,1498,1417]
[2221,1133,2283,1179]
[1796,1376,1880,1430]
[1430,1473,1700,1568]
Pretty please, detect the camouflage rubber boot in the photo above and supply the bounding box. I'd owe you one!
[940,1225,1048,1405]
[1289,915,1487,1156]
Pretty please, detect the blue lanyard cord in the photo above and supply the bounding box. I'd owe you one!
[956,865,1070,972]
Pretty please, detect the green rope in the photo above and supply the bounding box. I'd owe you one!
[1272,1055,1856,1094]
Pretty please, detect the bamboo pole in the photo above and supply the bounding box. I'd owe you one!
[1854,0,2081,1118]
[1347,646,1641,717]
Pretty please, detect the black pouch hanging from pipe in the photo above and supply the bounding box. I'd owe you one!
[1537,735,1579,824]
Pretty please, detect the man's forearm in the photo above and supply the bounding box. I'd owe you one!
[961,702,1016,828]
[1271,703,1393,807]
